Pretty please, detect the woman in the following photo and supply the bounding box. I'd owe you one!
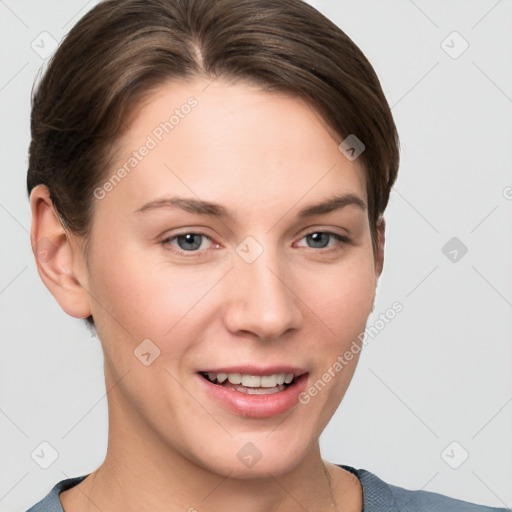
[25,0,507,510]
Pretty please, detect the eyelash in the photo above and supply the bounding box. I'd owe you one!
[160,231,350,257]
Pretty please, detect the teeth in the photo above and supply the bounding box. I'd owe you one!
[241,375,261,387]
[216,372,228,383]
[205,372,295,387]
[261,374,279,387]
[228,373,242,385]
[232,384,285,394]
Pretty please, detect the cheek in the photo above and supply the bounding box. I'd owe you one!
[296,253,375,400]
[88,240,227,343]
[299,256,376,336]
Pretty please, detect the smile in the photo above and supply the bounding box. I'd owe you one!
[197,368,309,417]
[200,371,295,394]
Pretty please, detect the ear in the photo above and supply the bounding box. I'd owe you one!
[29,184,92,319]
[374,215,385,278]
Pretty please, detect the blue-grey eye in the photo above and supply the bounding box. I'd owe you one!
[306,232,331,248]
[175,233,204,251]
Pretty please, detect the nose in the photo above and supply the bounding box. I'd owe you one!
[222,243,303,340]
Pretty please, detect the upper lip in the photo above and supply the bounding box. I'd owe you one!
[198,365,308,377]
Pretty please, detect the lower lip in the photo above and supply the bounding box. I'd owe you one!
[197,373,309,418]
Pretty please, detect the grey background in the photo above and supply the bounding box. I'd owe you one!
[1,0,511,510]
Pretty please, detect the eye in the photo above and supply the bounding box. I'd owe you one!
[162,232,214,253]
[296,231,349,250]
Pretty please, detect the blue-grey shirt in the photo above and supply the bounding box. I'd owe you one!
[26,465,509,511]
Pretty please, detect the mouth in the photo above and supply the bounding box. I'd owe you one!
[199,371,300,395]
[196,367,309,418]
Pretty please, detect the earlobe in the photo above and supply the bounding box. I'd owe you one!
[29,184,92,319]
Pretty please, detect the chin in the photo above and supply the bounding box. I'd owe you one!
[191,435,312,480]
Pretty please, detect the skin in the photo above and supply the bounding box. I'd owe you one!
[30,77,385,512]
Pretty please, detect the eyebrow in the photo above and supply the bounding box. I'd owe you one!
[297,193,366,217]
[134,193,367,219]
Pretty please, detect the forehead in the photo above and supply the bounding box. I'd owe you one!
[101,78,367,219]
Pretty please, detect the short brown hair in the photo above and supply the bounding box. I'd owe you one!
[27,0,399,326]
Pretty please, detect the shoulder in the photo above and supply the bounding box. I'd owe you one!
[25,475,89,512]
[339,465,510,512]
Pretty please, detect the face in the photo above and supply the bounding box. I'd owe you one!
[76,78,382,477]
